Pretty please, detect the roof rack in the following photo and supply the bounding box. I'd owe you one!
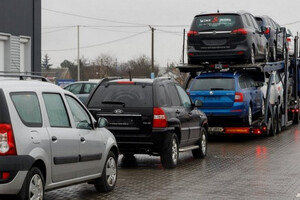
[0,74,50,82]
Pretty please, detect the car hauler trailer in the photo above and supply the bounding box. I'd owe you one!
[177,32,300,136]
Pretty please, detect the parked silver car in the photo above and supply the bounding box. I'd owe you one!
[0,76,118,199]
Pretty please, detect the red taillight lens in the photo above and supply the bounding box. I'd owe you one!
[264,27,270,35]
[231,28,248,35]
[234,92,244,102]
[153,108,167,128]
[0,124,17,155]
[287,37,291,42]
[2,172,9,180]
[187,30,198,37]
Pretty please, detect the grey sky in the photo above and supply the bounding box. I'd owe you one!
[42,0,300,68]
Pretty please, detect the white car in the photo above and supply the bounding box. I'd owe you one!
[0,75,118,199]
[287,29,294,56]
[261,71,284,105]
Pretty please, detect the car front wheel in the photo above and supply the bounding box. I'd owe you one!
[94,151,117,193]
[161,133,179,169]
[192,128,207,159]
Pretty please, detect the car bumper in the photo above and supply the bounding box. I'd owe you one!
[108,127,175,154]
[0,155,35,195]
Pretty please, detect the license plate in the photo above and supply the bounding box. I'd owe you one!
[214,64,223,69]
[208,127,224,132]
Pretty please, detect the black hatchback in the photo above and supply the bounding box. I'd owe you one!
[187,11,268,64]
[86,78,208,169]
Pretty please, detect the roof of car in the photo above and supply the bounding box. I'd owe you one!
[195,10,249,17]
[108,77,172,84]
[0,79,68,93]
[195,71,245,78]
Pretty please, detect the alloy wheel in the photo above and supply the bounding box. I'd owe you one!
[29,174,44,200]
[106,157,117,187]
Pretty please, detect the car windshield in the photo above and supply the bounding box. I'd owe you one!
[191,14,242,31]
[88,83,153,108]
[191,77,235,91]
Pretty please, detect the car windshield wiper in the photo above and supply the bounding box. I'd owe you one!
[210,88,225,90]
[102,101,125,107]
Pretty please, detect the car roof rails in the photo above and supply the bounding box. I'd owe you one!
[0,72,50,82]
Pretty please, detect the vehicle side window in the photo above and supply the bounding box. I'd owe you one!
[246,14,255,28]
[10,92,42,127]
[167,84,181,106]
[83,83,96,94]
[249,15,259,30]
[66,95,92,129]
[157,85,168,107]
[239,76,247,89]
[242,15,251,27]
[66,83,82,94]
[175,85,192,108]
[247,77,255,88]
[43,93,70,128]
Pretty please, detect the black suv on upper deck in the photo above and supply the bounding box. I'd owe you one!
[86,78,208,169]
[187,11,268,64]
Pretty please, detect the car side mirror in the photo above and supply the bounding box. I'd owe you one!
[98,117,108,128]
[194,100,203,107]
[261,26,267,34]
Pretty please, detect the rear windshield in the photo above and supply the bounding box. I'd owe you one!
[191,14,242,31]
[255,18,263,26]
[191,77,235,91]
[88,83,153,108]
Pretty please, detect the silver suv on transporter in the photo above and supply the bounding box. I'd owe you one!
[0,75,119,200]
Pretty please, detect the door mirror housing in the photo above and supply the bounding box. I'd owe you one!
[194,100,203,107]
[98,117,108,128]
[261,26,267,34]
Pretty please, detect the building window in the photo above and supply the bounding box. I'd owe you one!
[20,36,31,73]
[0,34,9,72]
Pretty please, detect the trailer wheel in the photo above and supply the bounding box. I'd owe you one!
[269,107,277,136]
[293,110,299,124]
[277,106,282,133]
[271,43,277,61]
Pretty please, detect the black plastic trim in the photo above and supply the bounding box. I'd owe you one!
[0,89,11,124]
[53,156,79,165]
[79,154,102,162]
[0,155,35,171]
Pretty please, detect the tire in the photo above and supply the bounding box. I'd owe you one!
[192,128,207,159]
[18,167,44,200]
[249,46,255,64]
[277,106,282,133]
[271,44,277,62]
[261,99,265,116]
[244,106,252,127]
[293,107,299,124]
[94,151,117,193]
[265,44,269,62]
[161,133,179,169]
[269,108,277,136]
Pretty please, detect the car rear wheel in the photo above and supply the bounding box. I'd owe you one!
[265,44,269,62]
[268,107,277,136]
[250,46,255,64]
[244,106,252,126]
[94,151,117,193]
[18,167,44,200]
[161,133,179,169]
[192,128,207,159]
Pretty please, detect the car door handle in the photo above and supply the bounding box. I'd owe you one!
[176,110,180,114]
[52,136,57,142]
[80,137,85,142]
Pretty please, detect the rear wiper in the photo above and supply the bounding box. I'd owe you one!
[210,88,225,90]
[102,101,125,107]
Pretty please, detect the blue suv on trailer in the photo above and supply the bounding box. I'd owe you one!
[187,71,264,127]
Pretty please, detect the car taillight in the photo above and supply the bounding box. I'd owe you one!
[231,28,248,35]
[234,92,244,102]
[153,108,167,128]
[264,27,270,35]
[287,37,291,42]
[187,30,198,37]
[117,81,134,84]
[0,124,17,155]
